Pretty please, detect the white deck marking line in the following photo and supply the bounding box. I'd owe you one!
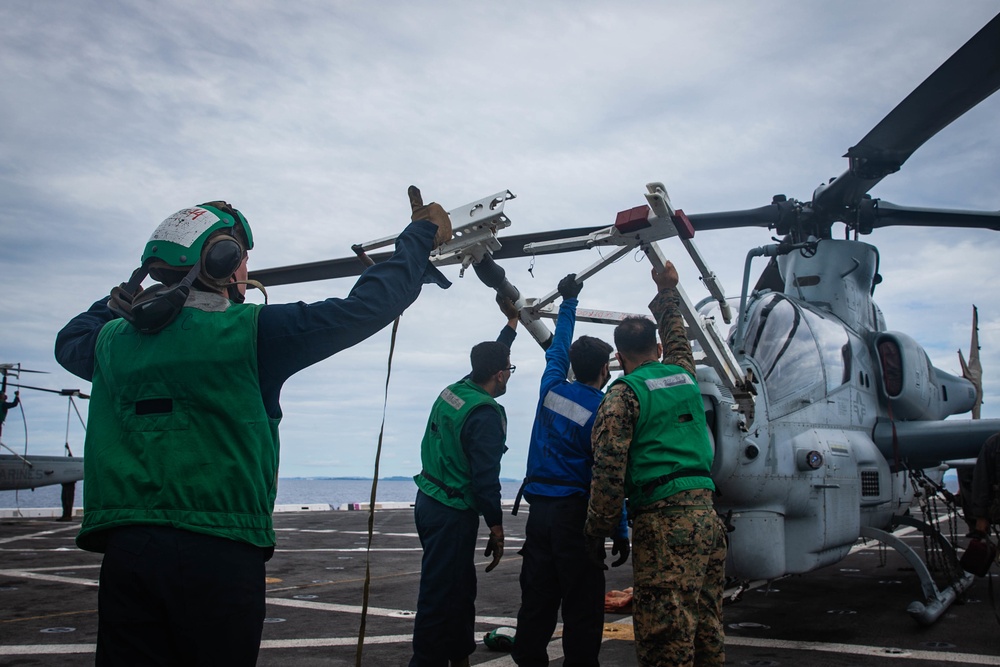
[274,547,424,553]
[0,644,95,656]
[267,596,416,618]
[261,635,414,648]
[297,530,419,536]
[0,635,415,656]
[5,563,100,572]
[282,529,525,543]
[0,525,78,545]
[266,596,518,626]
[0,569,98,587]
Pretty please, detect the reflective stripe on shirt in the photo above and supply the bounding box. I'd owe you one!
[644,374,694,391]
[542,390,593,427]
[440,387,465,411]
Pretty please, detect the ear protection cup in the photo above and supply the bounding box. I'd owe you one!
[129,282,193,334]
[200,234,246,284]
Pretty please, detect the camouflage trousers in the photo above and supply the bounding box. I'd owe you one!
[631,490,727,667]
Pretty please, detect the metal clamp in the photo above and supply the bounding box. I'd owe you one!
[354,190,516,277]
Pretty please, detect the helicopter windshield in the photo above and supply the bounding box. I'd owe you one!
[744,294,851,406]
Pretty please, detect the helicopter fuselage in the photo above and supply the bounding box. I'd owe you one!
[704,239,980,580]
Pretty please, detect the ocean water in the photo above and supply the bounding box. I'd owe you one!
[3,475,960,510]
[0,478,525,509]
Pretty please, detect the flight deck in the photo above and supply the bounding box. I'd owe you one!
[1,507,998,666]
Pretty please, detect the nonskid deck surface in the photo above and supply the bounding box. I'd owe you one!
[1,509,998,666]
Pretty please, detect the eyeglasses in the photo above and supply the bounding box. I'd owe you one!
[506,365,516,374]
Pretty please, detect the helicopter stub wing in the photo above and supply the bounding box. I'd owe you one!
[872,418,1000,471]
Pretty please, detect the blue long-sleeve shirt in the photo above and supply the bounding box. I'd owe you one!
[523,298,597,496]
[55,219,448,420]
[522,298,627,538]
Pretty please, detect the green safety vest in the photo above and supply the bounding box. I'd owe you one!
[78,302,280,552]
[615,362,714,507]
[414,378,505,512]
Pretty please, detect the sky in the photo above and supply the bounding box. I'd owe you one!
[1,1,999,482]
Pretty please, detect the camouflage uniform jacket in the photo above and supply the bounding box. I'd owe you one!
[586,287,698,537]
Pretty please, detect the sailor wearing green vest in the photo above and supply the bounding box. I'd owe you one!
[55,189,453,666]
[410,311,516,667]
[584,262,727,667]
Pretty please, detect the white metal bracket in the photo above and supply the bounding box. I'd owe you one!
[355,190,516,277]
[522,182,754,424]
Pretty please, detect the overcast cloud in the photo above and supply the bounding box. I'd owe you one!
[1,2,998,482]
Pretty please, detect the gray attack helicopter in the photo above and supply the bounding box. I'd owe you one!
[0,362,86,493]
[251,13,1000,624]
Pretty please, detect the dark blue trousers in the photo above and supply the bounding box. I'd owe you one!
[410,490,480,667]
[512,495,606,667]
[96,525,268,666]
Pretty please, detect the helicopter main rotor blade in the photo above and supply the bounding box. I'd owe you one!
[249,254,382,286]
[685,206,784,232]
[870,201,1000,231]
[0,364,49,375]
[249,227,605,287]
[480,206,786,259]
[250,16,1000,286]
[814,12,1000,215]
[9,383,90,399]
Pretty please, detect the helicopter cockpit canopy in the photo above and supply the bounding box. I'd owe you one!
[742,294,853,414]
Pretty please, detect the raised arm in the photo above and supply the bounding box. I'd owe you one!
[648,263,695,377]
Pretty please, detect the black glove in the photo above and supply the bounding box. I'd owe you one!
[611,537,630,567]
[496,294,519,321]
[484,529,504,572]
[585,535,608,570]
[557,273,582,300]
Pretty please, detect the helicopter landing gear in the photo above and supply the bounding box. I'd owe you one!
[860,516,974,626]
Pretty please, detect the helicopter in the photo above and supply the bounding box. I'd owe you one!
[248,12,1000,625]
[0,362,86,494]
